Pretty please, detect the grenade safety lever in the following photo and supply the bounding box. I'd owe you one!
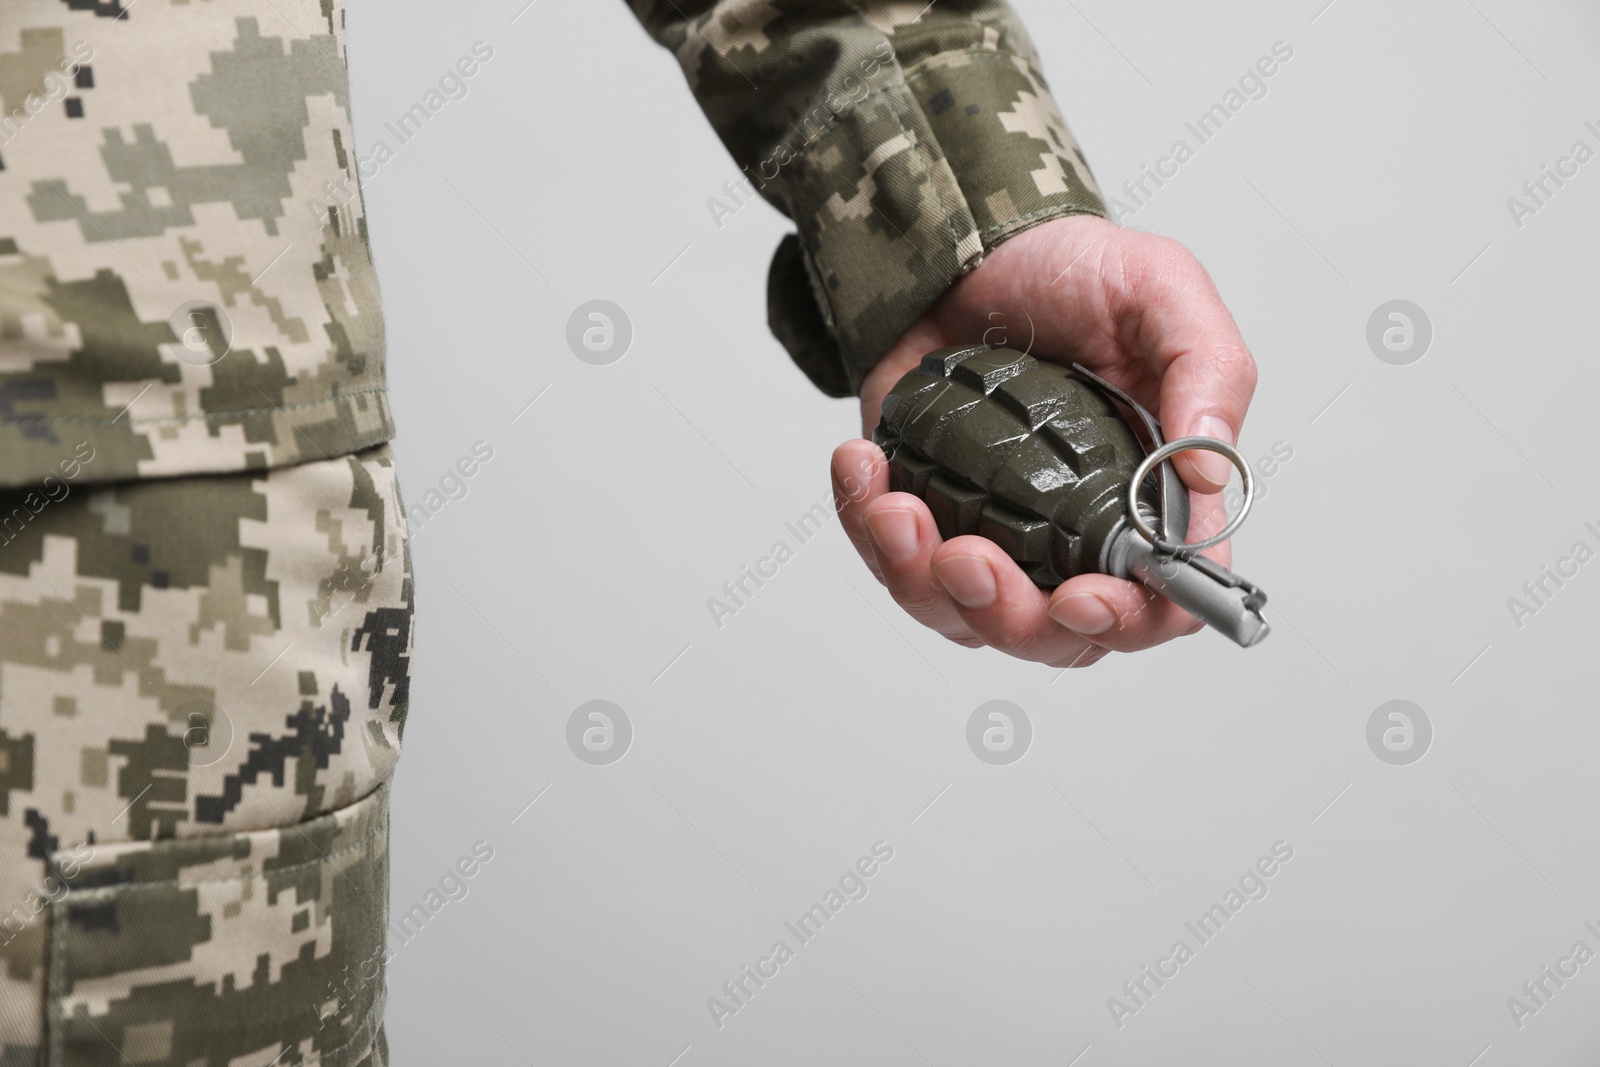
[872,345,1271,648]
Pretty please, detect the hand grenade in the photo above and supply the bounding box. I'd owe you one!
[873,345,1270,647]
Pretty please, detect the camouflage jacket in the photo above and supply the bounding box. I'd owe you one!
[0,0,1105,492]
[0,3,391,492]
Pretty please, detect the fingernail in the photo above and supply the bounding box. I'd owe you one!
[1189,415,1235,488]
[1050,593,1119,635]
[932,555,997,609]
[866,509,919,564]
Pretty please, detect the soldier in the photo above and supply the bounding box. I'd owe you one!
[0,1,1255,1062]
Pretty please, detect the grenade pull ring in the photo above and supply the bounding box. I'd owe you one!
[1112,434,1270,648]
[1126,436,1257,557]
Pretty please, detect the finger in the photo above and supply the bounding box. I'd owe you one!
[832,440,978,643]
[860,494,981,645]
[831,439,891,583]
[1046,573,1203,652]
[1184,488,1233,569]
[1121,239,1259,493]
[1048,487,1236,650]
[928,536,1109,668]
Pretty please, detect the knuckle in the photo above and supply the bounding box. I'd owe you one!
[1210,343,1259,397]
[1114,597,1154,629]
[984,615,1044,654]
[895,586,952,621]
[1151,233,1198,269]
[1134,234,1204,285]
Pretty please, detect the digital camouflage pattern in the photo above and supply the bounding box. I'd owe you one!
[0,445,412,1064]
[630,0,1109,396]
[0,0,391,492]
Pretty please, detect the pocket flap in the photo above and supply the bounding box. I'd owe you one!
[47,784,389,1066]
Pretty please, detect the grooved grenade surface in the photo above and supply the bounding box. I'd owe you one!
[873,346,1165,587]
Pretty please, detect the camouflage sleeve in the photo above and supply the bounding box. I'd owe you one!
[629,0,1108,397]
[0,0,392,492]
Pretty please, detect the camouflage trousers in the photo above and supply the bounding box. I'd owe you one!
[0,447,413,1066]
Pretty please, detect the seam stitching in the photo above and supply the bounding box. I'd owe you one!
[880,99,966,257]
[979,204,1103,241]
[902,46,1031,85]
[1,387,388,428]
[58,803,385,902]
[49,892,65,1067]
[777,46,1032,167]
[315,988,387,1063]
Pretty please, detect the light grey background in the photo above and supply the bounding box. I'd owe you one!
[343,1,1600,1063]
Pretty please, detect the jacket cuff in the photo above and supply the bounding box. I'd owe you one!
[766,45,1106,398]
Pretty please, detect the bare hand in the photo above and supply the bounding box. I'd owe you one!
[832,215,1258,668]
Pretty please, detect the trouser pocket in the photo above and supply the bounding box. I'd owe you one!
[46,784,390,1067]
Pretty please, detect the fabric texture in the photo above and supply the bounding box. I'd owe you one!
[630,0,1109,396]
[0,0,390,491]
[0,445,412,1064]
[0,3,406,1060]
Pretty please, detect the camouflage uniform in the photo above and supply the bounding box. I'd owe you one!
[0,0,1102,1062]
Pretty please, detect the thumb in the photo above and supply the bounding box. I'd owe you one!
[1121,241,1258,493]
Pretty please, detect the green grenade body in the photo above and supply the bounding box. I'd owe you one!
[873,345,1163,587]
